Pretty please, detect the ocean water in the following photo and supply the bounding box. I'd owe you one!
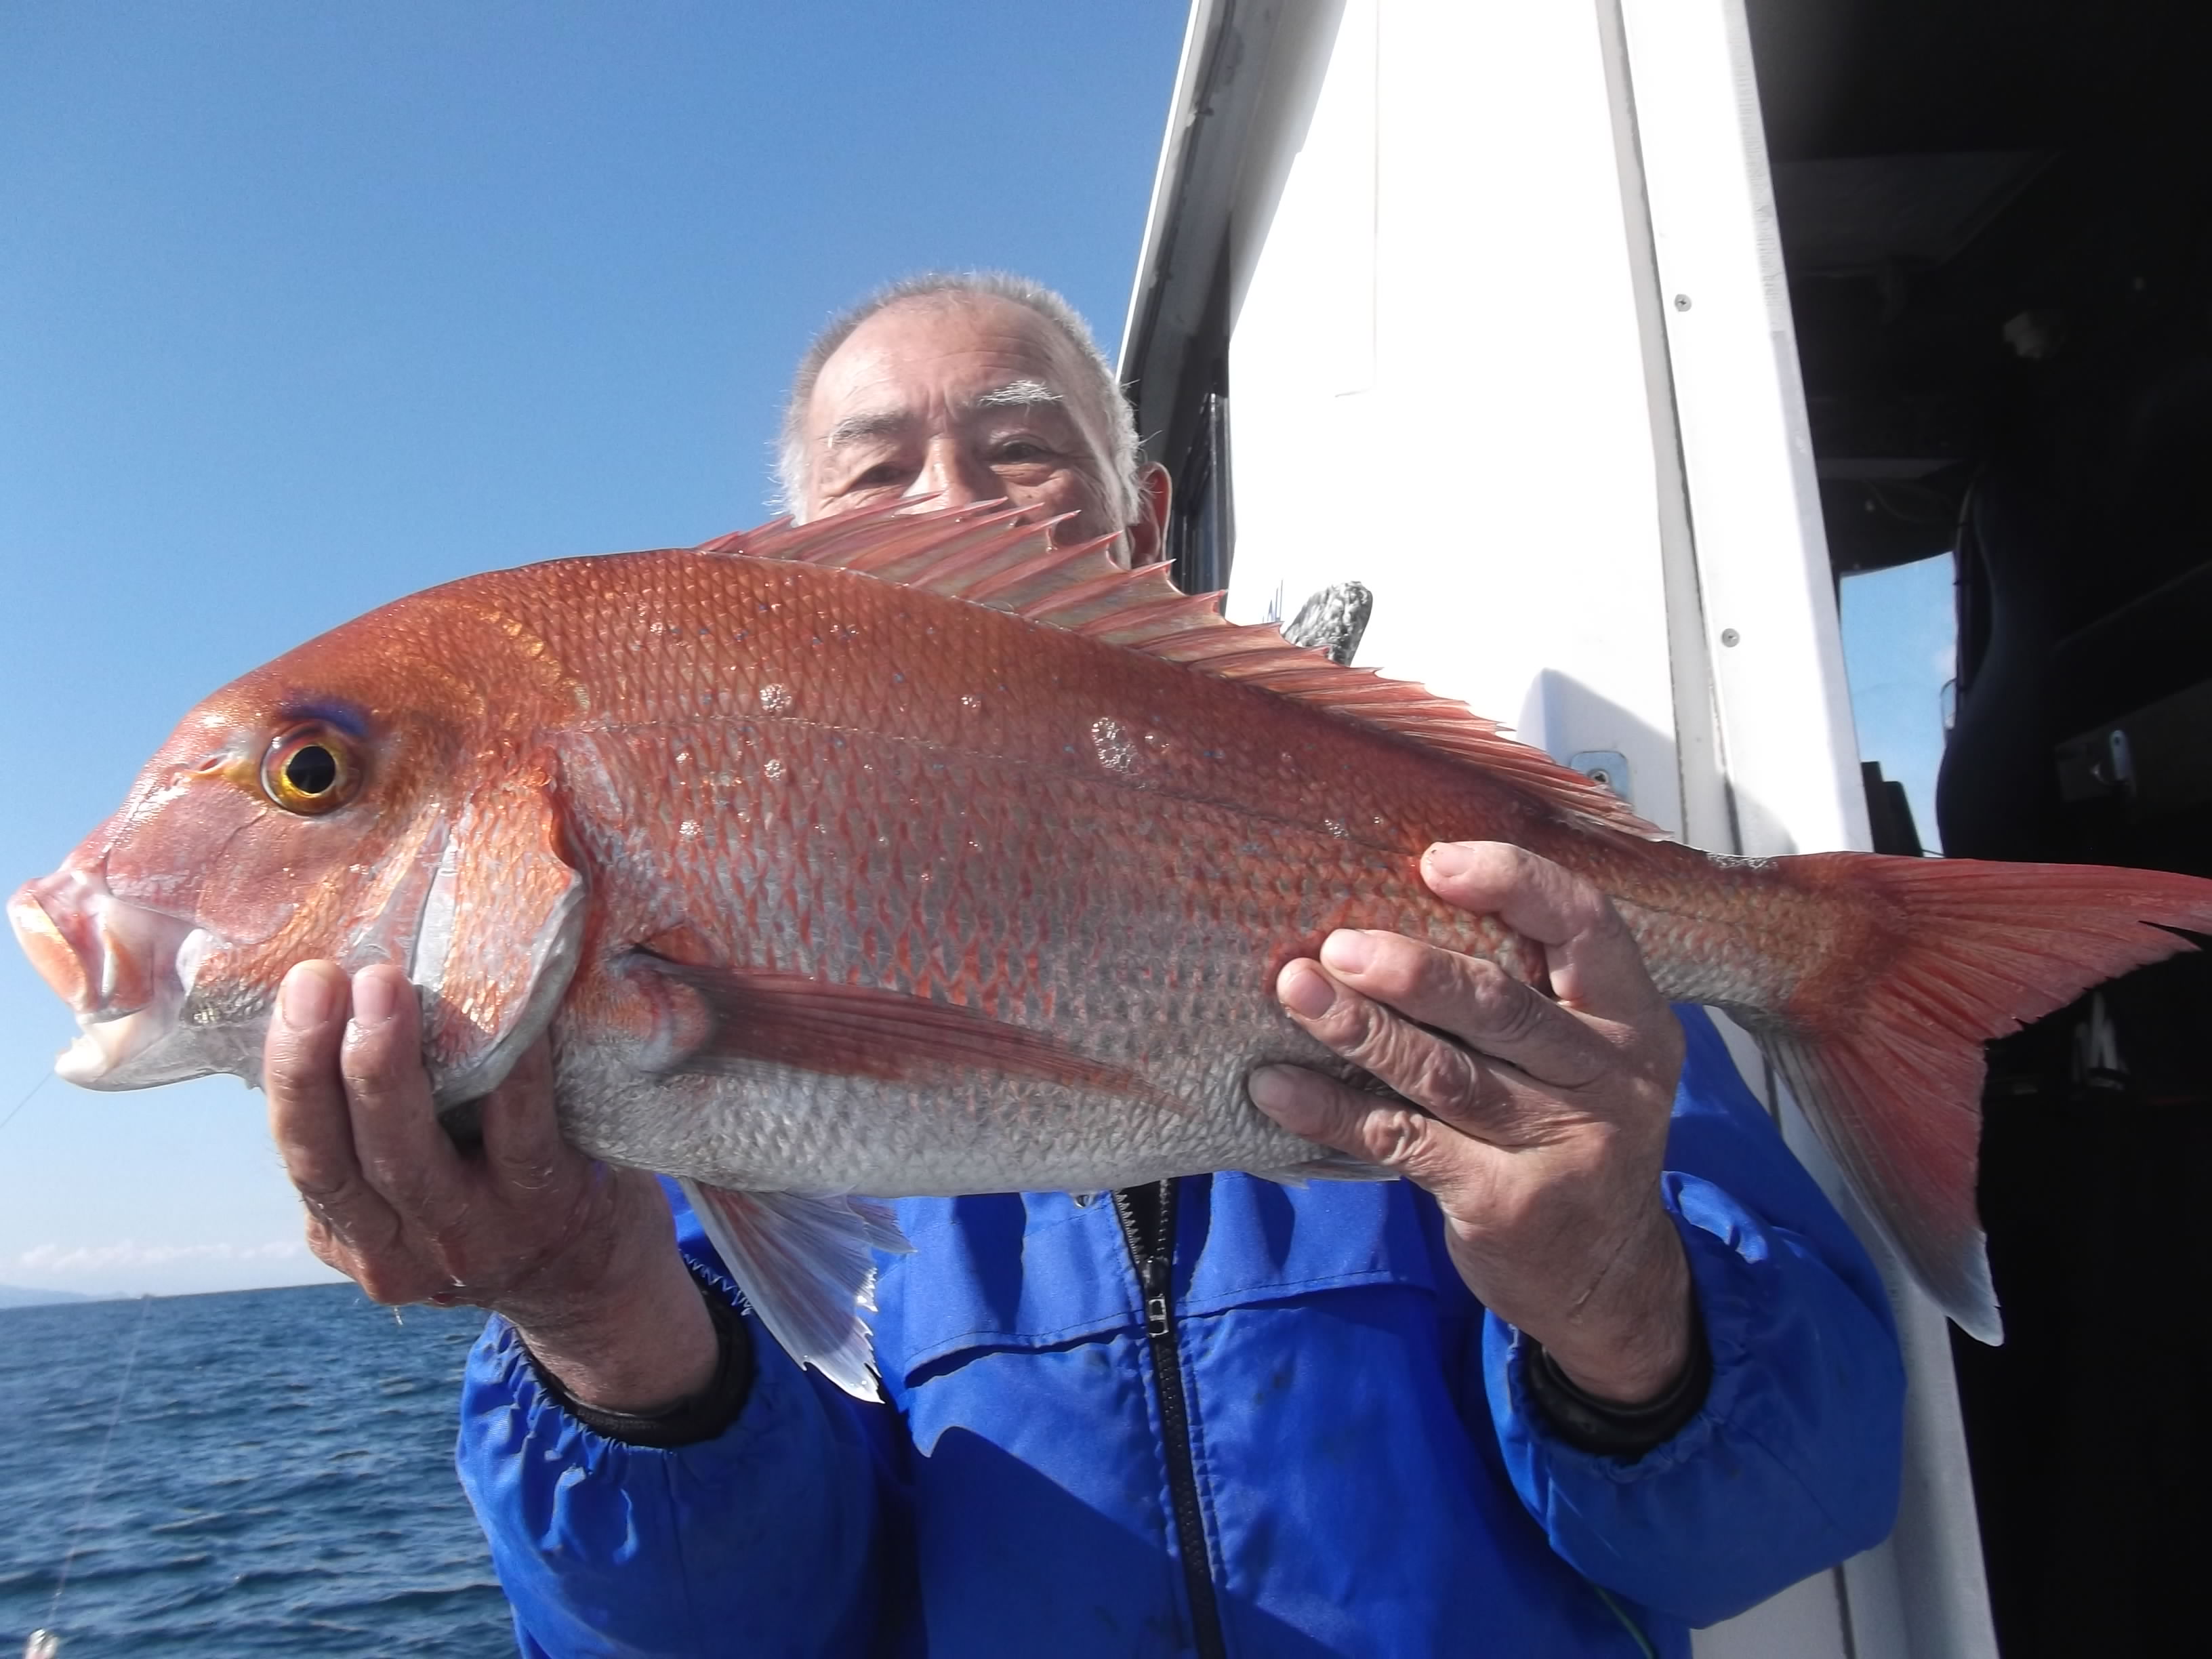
[0,1284,512,1657]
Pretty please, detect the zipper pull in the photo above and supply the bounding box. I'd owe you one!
[1141,1254,1172,1338]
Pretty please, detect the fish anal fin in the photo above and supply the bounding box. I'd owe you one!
[626,954,1150,1097]
[699,504,1665,842]
[680,1181,911,1399]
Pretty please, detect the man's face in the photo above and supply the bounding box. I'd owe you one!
[799,295,1131,551]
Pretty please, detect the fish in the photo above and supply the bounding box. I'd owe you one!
[12,504,2212,1394]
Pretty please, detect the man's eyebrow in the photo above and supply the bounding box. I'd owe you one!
[823,409,909,449]
[971,379,1064,411]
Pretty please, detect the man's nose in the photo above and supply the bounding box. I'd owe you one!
[905,438,998,508]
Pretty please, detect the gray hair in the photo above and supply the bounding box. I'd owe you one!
[775,271,1141,524]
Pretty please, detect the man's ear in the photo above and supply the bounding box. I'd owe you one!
[1126,462,1172,568]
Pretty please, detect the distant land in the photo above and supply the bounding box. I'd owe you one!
[0,1284,99,1309]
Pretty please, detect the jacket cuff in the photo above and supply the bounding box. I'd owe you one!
[517,1265,756,1449]
[1493,1187,1755,1483]
[1520,1292,1711,1458]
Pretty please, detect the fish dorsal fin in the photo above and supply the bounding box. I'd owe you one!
[697,505,1666,842]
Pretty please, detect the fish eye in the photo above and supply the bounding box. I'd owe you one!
[261,726,361,815]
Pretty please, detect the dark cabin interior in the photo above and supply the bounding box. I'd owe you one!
[1745,2,2212,1651]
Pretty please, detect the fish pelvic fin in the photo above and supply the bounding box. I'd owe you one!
[680,1181,912,1399]
[1751,854,2212,1345]
[623,954,1155,1097]
[700,504,1666,844]
[1244,1150,1397,1187]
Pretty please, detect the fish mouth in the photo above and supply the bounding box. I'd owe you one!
[8,866,218,1088]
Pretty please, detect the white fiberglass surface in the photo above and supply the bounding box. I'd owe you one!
[1223,0,1687,839]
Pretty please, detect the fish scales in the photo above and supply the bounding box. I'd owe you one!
[16,504,2212,1391]
[531,553,1535,1194]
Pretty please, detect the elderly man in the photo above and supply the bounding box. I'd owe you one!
[264,273,1903,1658]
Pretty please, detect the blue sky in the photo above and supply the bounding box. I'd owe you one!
[0,1,1955,1297]
[0,1,1189,1294]
[1840,555,1956,853]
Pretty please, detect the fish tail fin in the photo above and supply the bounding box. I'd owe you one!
[1746,855,2212,1345]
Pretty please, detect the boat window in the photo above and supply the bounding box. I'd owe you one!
[1838,551,1955,855]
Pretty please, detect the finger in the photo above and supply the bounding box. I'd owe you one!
[1274,956,1589,1156]
[302,1216,348,1273]
[1311,929,1612,1090]
[265,962,390,1232]
[1275,957,1580,1148]
[340,964,468,1231]
[478,1036,567,1197]
[1420,842,1660,1017]
[1247,1062,1476,1200]
[1275,958,1492,1115]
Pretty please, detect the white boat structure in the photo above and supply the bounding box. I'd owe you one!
[1122,2,2212,1653]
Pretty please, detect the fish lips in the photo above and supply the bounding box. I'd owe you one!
[8,865,226,1089]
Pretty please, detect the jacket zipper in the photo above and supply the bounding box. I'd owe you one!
[1113,1179,1228,1659]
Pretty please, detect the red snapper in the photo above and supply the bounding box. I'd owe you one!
[13,506,2211,1391]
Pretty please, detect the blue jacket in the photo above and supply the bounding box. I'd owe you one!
[455,1009,1904,1657]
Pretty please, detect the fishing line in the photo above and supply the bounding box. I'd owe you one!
[35,1292,155,1649]
[0,1071,53,1138]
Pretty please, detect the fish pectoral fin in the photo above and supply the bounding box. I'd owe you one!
[625,955,1143,1093]
[680,1181,911,1400]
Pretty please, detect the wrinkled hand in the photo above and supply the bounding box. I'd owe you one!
[1250,842,1691,1404]
[263,960,716,1412]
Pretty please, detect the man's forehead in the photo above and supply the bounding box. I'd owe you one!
[808,298,1088,432]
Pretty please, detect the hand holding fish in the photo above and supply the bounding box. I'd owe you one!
[262,960,721,1412]
[1250,841,1692,1405]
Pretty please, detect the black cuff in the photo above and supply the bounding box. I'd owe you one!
[1521,1296,1711,1459]
[523,1268,756,1450]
